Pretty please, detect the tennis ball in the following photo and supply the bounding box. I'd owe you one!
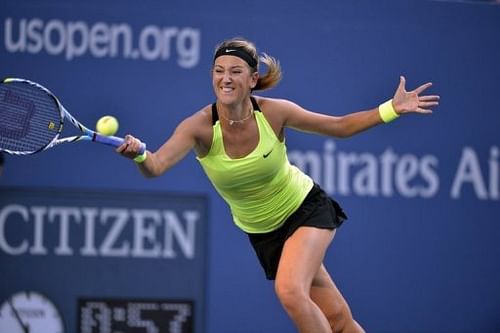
[96,115,119,136]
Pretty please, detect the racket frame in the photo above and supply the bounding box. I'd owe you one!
[0,78,145,155]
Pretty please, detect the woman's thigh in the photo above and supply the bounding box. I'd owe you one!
[275,227,336,289]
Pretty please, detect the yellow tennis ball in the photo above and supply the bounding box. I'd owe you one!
[96,115,119,136]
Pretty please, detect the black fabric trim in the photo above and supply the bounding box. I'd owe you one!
[250,96,261,112]
[211,103,218,125]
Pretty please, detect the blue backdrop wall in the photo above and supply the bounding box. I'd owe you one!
[1,0,499,332]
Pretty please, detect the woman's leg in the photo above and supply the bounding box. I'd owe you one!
[274,226,335,333]
[310,265,365,333]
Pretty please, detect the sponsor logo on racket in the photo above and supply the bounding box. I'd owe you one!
[48,121,57,130]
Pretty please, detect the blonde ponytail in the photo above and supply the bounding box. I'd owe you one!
[254,53,282,91]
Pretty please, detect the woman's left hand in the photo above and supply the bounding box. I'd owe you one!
[392,76,440,115]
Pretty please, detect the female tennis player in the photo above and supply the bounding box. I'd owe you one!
[117,37,439,333]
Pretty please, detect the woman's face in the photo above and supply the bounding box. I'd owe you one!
[212,55,258,106]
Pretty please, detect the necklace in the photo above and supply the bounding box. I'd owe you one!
[219,108,253,126]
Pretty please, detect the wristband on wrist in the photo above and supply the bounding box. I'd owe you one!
[134,151,147,163]
[378,99,400,123]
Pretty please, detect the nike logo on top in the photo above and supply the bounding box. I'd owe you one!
[225,49,236,53]
[263,150,273,158]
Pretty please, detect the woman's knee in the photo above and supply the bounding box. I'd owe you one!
[328,302,353,333]
[274,279,309,311]
[311,269,355,332]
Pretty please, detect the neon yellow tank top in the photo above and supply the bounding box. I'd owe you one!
[196,101,313,233]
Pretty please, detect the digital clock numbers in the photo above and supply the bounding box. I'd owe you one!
[78,298,193,333]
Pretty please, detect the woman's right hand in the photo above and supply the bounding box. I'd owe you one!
[116,134,145,160]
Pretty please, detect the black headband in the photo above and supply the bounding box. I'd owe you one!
[214,46,258,68]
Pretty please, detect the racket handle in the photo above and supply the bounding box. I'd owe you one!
[94,134,146,154]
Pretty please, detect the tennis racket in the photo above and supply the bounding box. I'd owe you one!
[0,78,146,155]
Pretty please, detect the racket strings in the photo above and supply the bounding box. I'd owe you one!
[0,81,62,154]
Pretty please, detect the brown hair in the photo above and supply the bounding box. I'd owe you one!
[214,37,282,91]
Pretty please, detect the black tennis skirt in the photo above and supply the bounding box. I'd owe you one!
[247,183,347,280]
